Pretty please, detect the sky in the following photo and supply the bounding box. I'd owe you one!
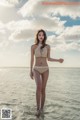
[0,0,80,67]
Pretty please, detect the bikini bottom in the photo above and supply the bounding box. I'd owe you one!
[33,66,49,74]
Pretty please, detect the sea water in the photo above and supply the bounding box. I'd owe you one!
[0,67,80,120]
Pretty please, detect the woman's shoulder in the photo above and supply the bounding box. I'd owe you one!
[31,44,37,49]
[45,44,50,49]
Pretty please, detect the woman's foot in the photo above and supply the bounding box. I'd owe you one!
[40,108,44,118]
[40,109,44,115]
[35,109,41,117]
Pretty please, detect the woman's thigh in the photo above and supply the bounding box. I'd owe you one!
[33,69,42,89]
[41,69,49,90]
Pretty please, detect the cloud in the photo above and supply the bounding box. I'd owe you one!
[7,16,65,41]
[7,16,65,31]
[6,20,31,31]
[0,0,80,52]
[0,0,13,7]
[0,31,9,48]
[7,0,28,8]
[0,1,22,23]
[18,0,80,19]
[0,0,27,7]
[58,26,80,41]
[47,25,80,51]
[0,21,6,44]
[0,21,5,29]
[9,29,36,42]
[0,21,9,48]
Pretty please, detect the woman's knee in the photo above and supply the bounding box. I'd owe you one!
[41,87,46,94]
[36,84,42,93]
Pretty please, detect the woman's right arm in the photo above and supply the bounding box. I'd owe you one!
[30,45,34,79]
[30,45,34,73]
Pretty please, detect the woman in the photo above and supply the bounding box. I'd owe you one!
[30,29,64,116]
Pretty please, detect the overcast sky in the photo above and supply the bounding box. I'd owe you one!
[0,0,80,67]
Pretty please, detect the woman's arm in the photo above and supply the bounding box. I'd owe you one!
[47,45,64,63]
[30,45,34,72]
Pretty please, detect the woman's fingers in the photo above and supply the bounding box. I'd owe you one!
[30,72,34,80]
[60,59,63,63]
[59,58,64,63]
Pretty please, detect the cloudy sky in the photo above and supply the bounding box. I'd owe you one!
[0,0,80,67]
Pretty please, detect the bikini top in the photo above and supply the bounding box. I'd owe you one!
[34,43,47,58]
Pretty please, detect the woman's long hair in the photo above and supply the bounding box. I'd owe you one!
[35,29,47,49]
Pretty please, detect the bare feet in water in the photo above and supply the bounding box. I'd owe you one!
[40,109,44,114]
[35,109,41,117]
[35,108,44,118]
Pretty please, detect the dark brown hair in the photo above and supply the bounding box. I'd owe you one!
[35,29,47,49]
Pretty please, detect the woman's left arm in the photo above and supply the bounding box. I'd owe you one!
[47,45,64,63]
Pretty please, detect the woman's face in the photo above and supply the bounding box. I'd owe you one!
[38,31,44,42]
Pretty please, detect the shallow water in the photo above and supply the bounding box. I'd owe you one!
[0,67,80,120]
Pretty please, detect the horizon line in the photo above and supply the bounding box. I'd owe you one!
[0,67,80,68]
[42,1,80,5]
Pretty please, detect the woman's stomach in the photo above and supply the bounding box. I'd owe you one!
[34,57,48,66]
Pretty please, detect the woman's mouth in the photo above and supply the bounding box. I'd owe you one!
[40,38,43,39]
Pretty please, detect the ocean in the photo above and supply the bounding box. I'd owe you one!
[0,67,80,120]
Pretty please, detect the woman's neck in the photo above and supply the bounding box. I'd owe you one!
[39,42,42,44]
[38,42,42,47]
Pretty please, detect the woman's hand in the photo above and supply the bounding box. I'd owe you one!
[30,71,34,80]
[58,58,64,63]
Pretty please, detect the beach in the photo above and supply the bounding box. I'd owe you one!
[0,67,80,120]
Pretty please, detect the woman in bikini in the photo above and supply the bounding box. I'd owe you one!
[30,29,64,116]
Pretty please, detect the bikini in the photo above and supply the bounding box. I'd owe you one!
[33,43,49,74]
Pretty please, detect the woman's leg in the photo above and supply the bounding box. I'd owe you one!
[33,70,42,110]
[41,69,49,110]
